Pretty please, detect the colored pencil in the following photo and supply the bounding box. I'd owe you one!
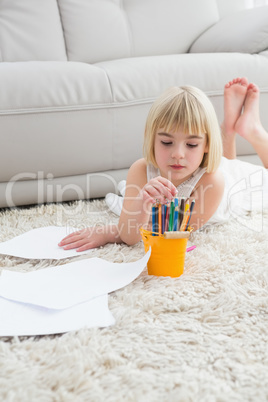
[185,199,195,231]
[151,197,196,235]
[173,197,179,231]
[185,198,190,214]
[180,198,190,231]
[165,204,170,232]
[180,213,190,231]
[152,204,155,235]
[168,201,174,231]
[158,203,161,234]
[179,212,188,231]
[173,207,179,231]
[152,204,157,235]
[179,197,185,228]
[161,204,166,234]
[186,245,196,252]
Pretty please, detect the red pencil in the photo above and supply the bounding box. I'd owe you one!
[165,204,170,232]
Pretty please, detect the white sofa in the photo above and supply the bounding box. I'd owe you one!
[1,0,268,208]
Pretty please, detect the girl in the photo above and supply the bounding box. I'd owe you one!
[59,78,268,251]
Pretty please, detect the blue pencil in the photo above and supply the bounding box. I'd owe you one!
[152,204,157,236]
[173,197,179,230]
[161,204,166,234]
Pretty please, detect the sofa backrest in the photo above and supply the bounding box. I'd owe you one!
[59,0,220,63]
[0,0,220,63]
[0,0,67,62]
[216,0,247,18]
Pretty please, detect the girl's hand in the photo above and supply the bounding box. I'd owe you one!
[140,176,177,204]
[58,225,117,252]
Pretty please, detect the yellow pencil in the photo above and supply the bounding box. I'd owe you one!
[184,199,190,214]
[179,211,189,231]
[179,198,190,231]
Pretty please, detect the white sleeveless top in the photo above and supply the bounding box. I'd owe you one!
[146,164,207,199]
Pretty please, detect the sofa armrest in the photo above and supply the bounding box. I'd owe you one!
[190,6,268,54]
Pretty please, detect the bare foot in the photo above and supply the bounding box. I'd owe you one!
[235,83,268,168]
[223,77,248,136]
[222,77,248,159]
[234,83,261,140]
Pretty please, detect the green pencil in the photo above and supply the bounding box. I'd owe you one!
[168,201,174,231]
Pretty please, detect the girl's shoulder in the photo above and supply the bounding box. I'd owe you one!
[196,168,225,194]
[130,158,147,171]
[126,158,148,185]
[201,168,224,184]
[190,168,225,227]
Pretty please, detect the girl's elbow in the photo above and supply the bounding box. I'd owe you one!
[120,233,141,246]
[118,218,142,246]
[118,226,141,246]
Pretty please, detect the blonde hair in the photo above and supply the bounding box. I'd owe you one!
[143,86,223,173]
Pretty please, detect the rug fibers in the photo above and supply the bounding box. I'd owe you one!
[0,200,267,402]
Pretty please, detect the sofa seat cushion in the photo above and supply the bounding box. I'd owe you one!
[1,53,268,115]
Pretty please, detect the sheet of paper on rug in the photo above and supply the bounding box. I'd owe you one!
[0,249,151,309]
[0,226,93,259]
[0,294,115,336]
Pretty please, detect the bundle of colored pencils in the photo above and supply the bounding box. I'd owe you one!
[152,197,195,236]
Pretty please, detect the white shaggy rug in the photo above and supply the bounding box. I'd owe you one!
[0,200,268,401]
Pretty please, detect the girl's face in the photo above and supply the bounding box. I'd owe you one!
[154,128,208,187]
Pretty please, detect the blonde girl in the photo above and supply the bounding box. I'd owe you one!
[59,78,268,251]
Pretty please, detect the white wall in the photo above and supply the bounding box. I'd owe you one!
[245,0,268,6]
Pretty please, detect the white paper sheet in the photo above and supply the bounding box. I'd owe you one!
[0,249,151,309]
[0,226,92,259]
[0,294,114,336]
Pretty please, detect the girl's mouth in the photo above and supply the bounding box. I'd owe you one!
[170,164,184,170]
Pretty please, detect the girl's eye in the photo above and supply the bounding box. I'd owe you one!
[161,141,172,146]
[187,143,198,148]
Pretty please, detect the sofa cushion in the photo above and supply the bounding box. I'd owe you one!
[0,0,67,62]
[216,0,246,18]
[96,53,268,103]
[2,52,268,113]
[58,0,220,63]
[0,62,112,111]
[190,6,268,54]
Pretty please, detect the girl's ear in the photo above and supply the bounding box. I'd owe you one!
[204,143,209,153]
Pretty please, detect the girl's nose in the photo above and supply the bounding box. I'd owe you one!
[172,145,184,159]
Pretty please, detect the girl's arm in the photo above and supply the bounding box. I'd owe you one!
[118,158,177,245]
[189,169,225,230]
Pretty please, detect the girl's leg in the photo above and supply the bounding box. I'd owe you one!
[222,77,248,159]
[234,83,268,168]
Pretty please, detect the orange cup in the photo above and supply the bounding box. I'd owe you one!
[140,228,190,277]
